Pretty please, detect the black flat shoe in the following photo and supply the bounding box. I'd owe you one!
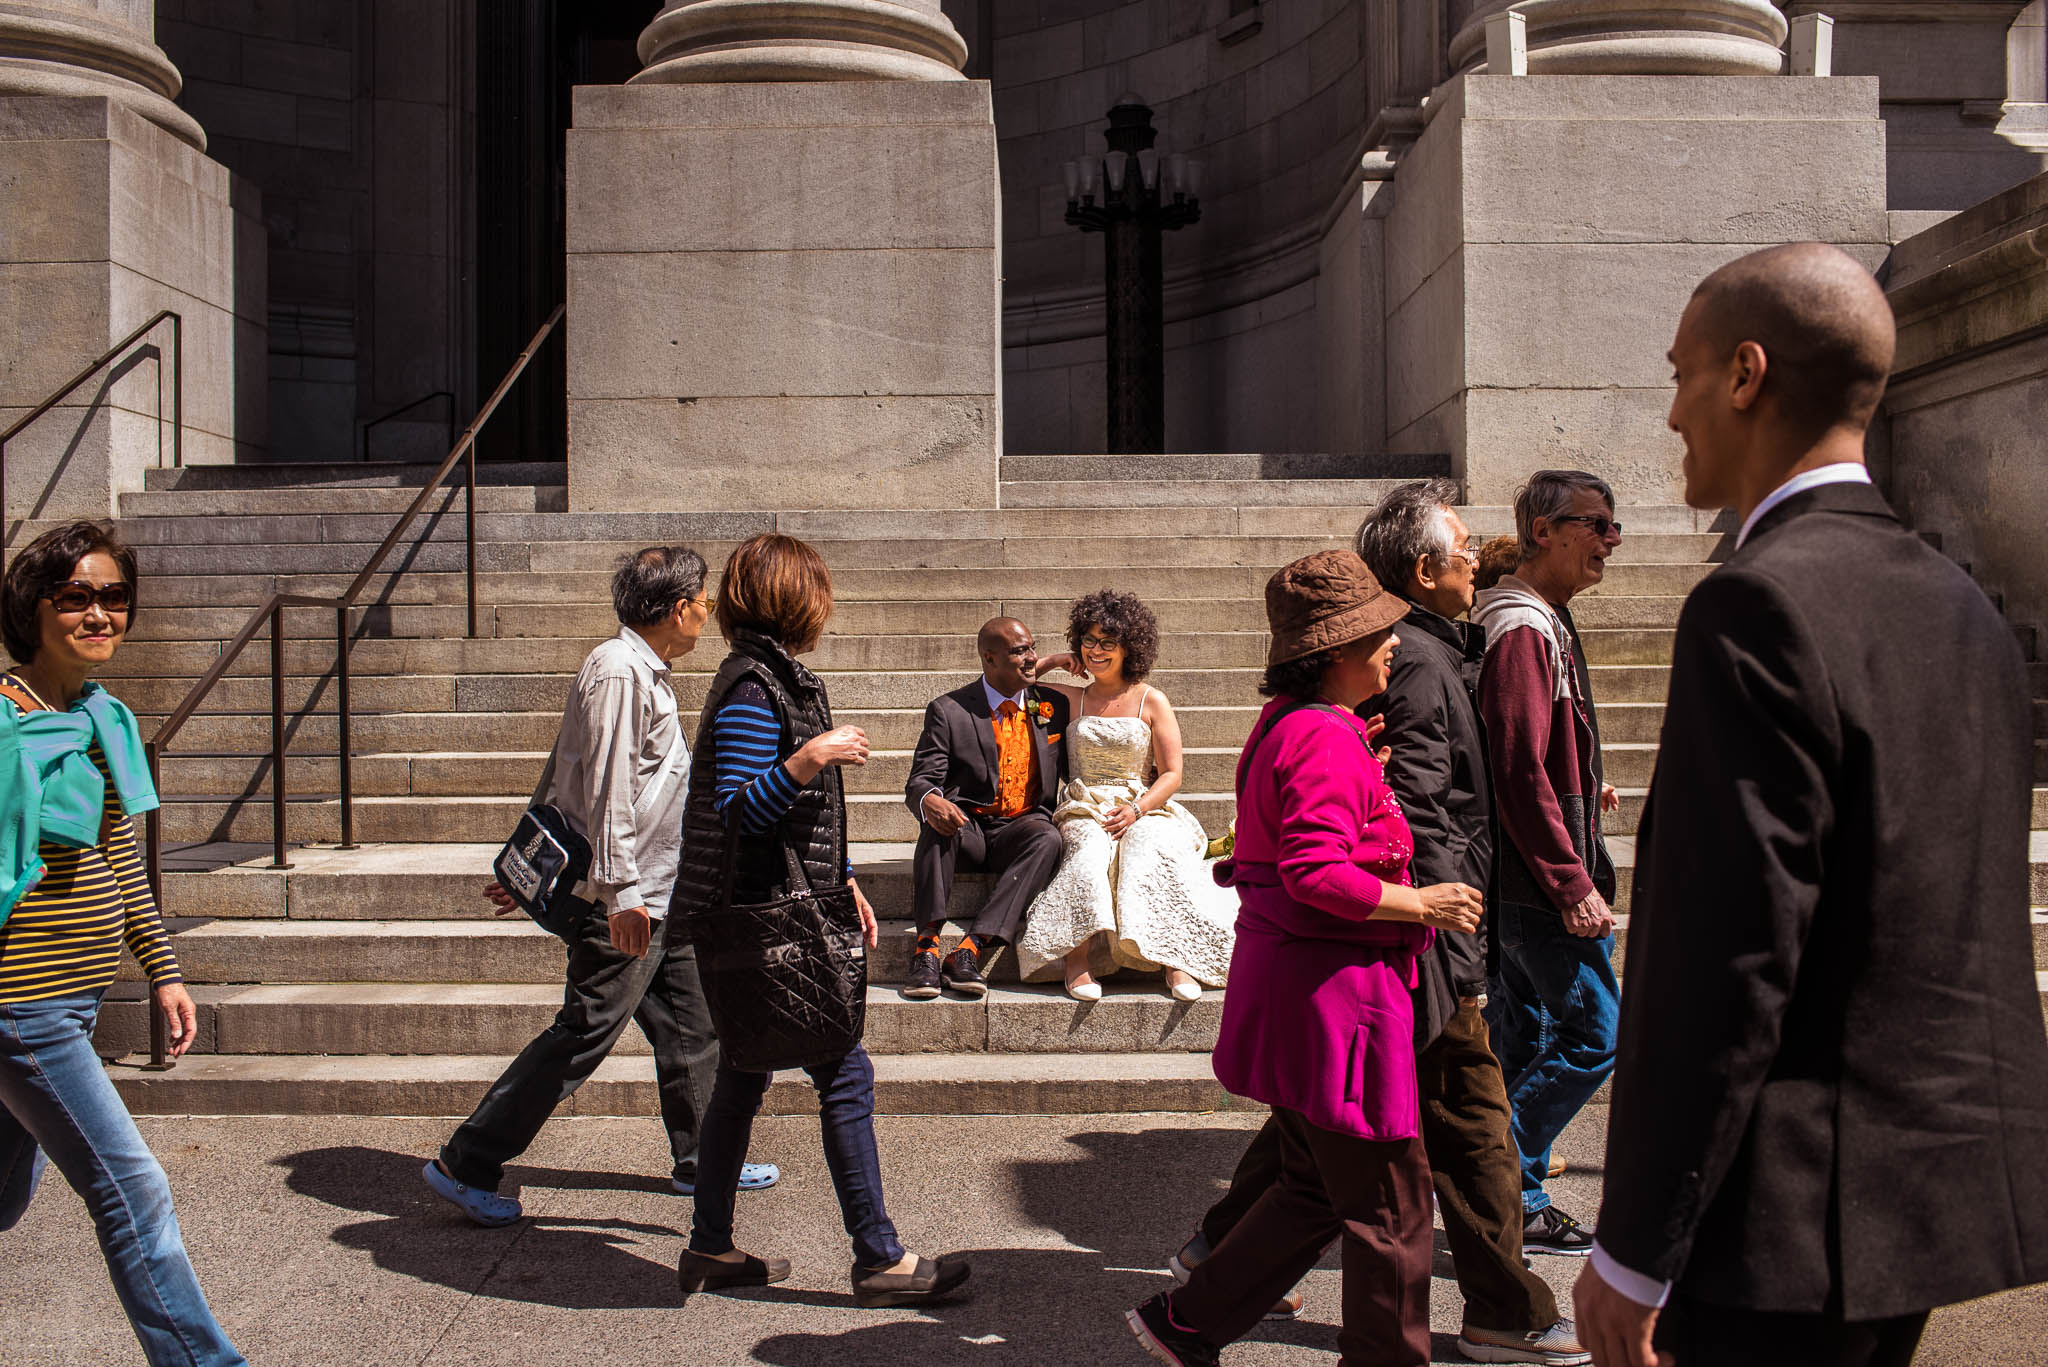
[677,1248,791,1293]
[850,1254,971,1308]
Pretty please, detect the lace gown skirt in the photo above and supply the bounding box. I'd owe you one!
[1015,716,1239,986]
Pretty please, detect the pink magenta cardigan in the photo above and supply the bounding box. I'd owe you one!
[1210,698,1431,1140]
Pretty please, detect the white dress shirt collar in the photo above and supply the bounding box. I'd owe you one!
[1736,463,1871,548]
[981,677,1027,714]
[618,625,670,675]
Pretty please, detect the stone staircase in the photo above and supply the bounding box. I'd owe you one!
[7,456,2038,1114]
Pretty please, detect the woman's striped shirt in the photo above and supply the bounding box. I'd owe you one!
[0,681,180,1003]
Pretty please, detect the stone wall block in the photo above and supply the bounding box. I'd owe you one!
[573,79,991,131]
[1383,109,1461,312]
[568,248,998,400]
[1459,114,1888,246]
[0,134,110,262]
[1463,388,1687,504]
[565,123,995,254]
[1466,242,1782,389]
[0,259,114,402]
[110,264,236,440]
[1385,254,1465,436]
[567,396,997,513]
[370,100,450,259]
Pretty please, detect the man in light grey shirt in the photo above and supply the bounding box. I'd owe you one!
[425,547,776,1226]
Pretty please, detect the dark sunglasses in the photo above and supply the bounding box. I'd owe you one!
[41,580,133,614]
[1552,514,1623,538]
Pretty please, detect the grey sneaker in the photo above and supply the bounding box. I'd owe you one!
[1458,1319,1592,1365]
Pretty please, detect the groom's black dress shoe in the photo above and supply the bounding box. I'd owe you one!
[941,946,987,997]
[902,950,942,1000]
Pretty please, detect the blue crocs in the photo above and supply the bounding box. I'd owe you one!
[422,1159,522,1227]
[672,1162,781,1196]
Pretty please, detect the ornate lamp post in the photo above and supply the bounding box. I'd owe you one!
[1063,96,1201,454]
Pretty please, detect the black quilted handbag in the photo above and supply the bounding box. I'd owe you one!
[692,824,868,1073]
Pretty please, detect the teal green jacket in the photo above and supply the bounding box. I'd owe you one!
[0,681,159,926]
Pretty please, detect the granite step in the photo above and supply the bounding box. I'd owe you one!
[117,560,1716,610]
[997,452,1451,482]
[998,478,1421,509]
[97,625,1681,682]
[117,485,570,518]
[93,983,1223,1059]
[106,1049,1250,1117]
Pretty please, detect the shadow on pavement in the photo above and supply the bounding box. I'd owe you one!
[273,1145,684,1309]
[747,1249,1336,1366]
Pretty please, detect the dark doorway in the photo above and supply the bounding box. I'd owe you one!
[474,1,657,462]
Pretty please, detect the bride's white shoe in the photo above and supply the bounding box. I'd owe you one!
[1165,970,1201,1002]
[1064,969,1103,1002]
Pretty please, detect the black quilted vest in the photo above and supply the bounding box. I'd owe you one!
[673,629,845,918]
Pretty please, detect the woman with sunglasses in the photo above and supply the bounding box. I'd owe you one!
[1019,589,1239,1002]
[0,522,244,1366]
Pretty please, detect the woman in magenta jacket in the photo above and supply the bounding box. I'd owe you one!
[1126,549,1484,1367]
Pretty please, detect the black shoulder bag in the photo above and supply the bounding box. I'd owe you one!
[690,795,868,1074]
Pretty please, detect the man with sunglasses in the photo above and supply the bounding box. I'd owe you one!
[1470,470,1625,1257]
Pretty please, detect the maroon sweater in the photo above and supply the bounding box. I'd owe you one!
[1474,593,1610,914]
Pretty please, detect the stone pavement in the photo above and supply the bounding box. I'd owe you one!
[4,1110,2042,1366]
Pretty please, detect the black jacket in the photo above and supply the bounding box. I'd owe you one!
[903,679,1070,821]
[673,630,845,914]
[1598,481,2048,1318]
[1363,602,1493,1048]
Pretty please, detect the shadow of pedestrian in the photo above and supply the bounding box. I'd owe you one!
[746,1248,1333,1366]
[272,1145,683,1309]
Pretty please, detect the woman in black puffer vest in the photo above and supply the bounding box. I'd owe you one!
[671,534,971,1309]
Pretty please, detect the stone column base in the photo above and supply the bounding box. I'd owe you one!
[0,96,263,531]
[564,81,1000,513]
[1382,74,1889,505]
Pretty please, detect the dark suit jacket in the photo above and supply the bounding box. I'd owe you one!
[904,680,1070,822]
[1598,481,2048,1319]
[1362,601,1493,1048]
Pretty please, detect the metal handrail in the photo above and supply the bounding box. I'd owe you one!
[1,311,182,575]
[359,390,455,463]
[138,302,564,1068]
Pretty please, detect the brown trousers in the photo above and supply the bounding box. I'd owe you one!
[1200,999,1559,1334]
[1172,1107,1434,1367]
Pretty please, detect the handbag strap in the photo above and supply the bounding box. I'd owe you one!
[0,676,44,714]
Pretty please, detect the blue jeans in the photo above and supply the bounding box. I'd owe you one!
[0,991,245,1367]
[1486,905,1619,1214]
[689,1043,903,1270]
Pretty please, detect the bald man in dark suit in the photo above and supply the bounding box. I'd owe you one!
[1574,243,2048,1367]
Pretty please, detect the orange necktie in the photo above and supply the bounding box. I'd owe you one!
[993,700,1036,819]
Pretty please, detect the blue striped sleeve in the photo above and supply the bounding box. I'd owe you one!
[712,686,803,834]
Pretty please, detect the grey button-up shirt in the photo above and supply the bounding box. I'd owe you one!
[534,626,689,919]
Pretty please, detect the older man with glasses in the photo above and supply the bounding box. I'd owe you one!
[1470,470,1624,1259]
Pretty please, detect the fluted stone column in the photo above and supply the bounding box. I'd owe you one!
[634,0,967,83]
[0,1,262,531]
[565,0,1002,512]
[0,1,204,148]
[1448,1,1788,75]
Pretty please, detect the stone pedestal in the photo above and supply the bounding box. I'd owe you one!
[0,7,262,533]
[1382,74,1888,504]
[565,1,999,513]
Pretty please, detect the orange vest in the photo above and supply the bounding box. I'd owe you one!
[992,700,1039,819]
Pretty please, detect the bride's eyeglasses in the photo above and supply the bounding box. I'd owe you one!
[41,580,133,615]
[1080,634,1123,652]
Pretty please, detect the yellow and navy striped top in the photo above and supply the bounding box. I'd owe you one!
[0,676,180,1004]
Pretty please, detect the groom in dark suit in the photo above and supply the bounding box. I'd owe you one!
[901,618,1071,1000]
[1574,242,2048,1367]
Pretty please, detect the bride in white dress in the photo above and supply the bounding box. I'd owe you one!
[1017,590,1239,1001]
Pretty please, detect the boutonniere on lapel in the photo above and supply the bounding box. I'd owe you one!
[1024,694,1056,727]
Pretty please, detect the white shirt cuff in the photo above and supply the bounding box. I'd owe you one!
[606,884,646,913]
[1590,1242,1672,1310]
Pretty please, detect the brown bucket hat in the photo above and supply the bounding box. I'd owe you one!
[1264,549,1407,666]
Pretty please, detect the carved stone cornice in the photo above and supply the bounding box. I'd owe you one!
[0,1,203,148]
[1448,1,1789,76]
[632,0,968,84]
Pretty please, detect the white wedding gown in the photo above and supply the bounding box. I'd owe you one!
[1015,700,1239,987]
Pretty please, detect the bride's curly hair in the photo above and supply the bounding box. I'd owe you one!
[1067,588,1159,682]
